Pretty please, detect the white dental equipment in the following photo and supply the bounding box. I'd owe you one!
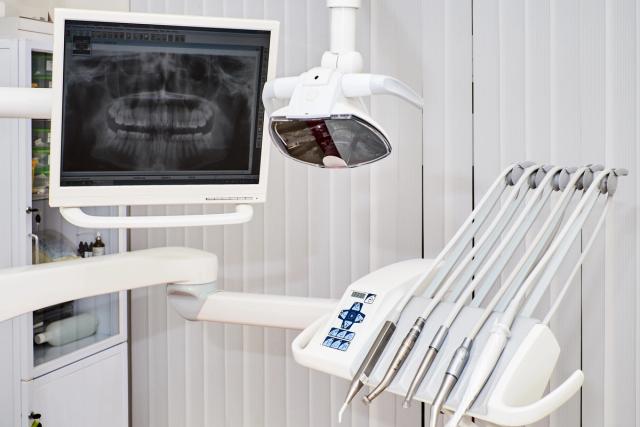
[405,165,564,411]
[0,9,280,229]
[444,168,626,427]
[488,165,604,313]
[424,165,586,426]
[361,164,544,405]
[262,0,422,169]
[0,6,627,427]
[335,163,532,420]
[0,7,338,348]
[0,247,334,328]
[293,165,625,427]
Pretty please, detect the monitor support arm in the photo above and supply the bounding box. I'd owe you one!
[0,247,335,327]
[0,87,52,119]
[0,87,254,229]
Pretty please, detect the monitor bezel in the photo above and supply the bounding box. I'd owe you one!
[49,9,279,207]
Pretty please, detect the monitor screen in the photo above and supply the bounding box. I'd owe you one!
[60,20,270,187]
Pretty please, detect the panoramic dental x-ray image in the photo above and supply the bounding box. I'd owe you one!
[61,24,265,185]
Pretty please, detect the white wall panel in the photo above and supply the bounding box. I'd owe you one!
[129,1,424,427]
[128,1,640,427]
[472,1,639,427]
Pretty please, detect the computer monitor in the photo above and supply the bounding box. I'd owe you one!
[49,9,278,207]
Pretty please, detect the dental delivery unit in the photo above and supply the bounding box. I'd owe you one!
[0,2,628,427]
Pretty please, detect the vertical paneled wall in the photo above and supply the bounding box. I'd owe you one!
[128,1,424,427]
[472,1,639,427]
[128,1,640,427]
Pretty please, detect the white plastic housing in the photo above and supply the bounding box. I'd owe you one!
[291,258,434,380]
[0,247,217,322]
[48,9,280,208]
[59,204,254,229]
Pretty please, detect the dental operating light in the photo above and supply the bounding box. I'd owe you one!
[261,0,422,168]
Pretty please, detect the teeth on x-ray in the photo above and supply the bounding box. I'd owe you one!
[62,52,257,171]
[106,92,214,135]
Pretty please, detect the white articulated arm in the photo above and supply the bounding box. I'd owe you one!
[0,87,53,119]
[0,247,216,322]
[341,74,423,109]
[172,289,336,329]
[0,247,335,329]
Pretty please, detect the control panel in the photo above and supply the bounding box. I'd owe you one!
[292,258,435,380]
[322,292,376,352]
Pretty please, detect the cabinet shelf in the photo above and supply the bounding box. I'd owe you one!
[34,332,113,367]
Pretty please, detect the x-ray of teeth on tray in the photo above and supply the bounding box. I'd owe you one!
[60,21,270,187]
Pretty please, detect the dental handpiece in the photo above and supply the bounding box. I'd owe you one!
[428,168,583,426]
[337,259,443,421]
[336,165,523,418]
[363,165,541,405]
[416,167,561,422]
[339,164,535,418]
[403,167,544,408]
[362,317,426,404]
[444,169,614,427]
[338,320,396,422]
[445,201,610,427]
[429,338,472,427]
[336,259,447,421]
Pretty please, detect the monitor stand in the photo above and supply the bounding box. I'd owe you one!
[59,205,253,229]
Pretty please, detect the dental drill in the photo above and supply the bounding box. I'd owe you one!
[423,165,587,425]
[404,165,563,411]
[337,163,529,421]
[444,169,625,427]
[361,164,543,405]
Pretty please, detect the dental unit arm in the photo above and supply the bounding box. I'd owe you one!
[0,247,334,328]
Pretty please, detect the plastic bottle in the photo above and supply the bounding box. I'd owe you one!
[85,242,93,258]
[34,313,99,346]
[92,232,105,256]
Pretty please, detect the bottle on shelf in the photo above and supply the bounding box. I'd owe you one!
[33,313,99,347]
[92,232,105,256]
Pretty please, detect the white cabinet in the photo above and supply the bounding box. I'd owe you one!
[0,19,128,427]
[22,344,128,427]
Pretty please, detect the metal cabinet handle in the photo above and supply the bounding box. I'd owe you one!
[29,234,39,265]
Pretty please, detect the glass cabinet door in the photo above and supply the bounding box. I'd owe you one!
[31,51,52,200]
[27,48,125,373]
[29,217,123,370]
